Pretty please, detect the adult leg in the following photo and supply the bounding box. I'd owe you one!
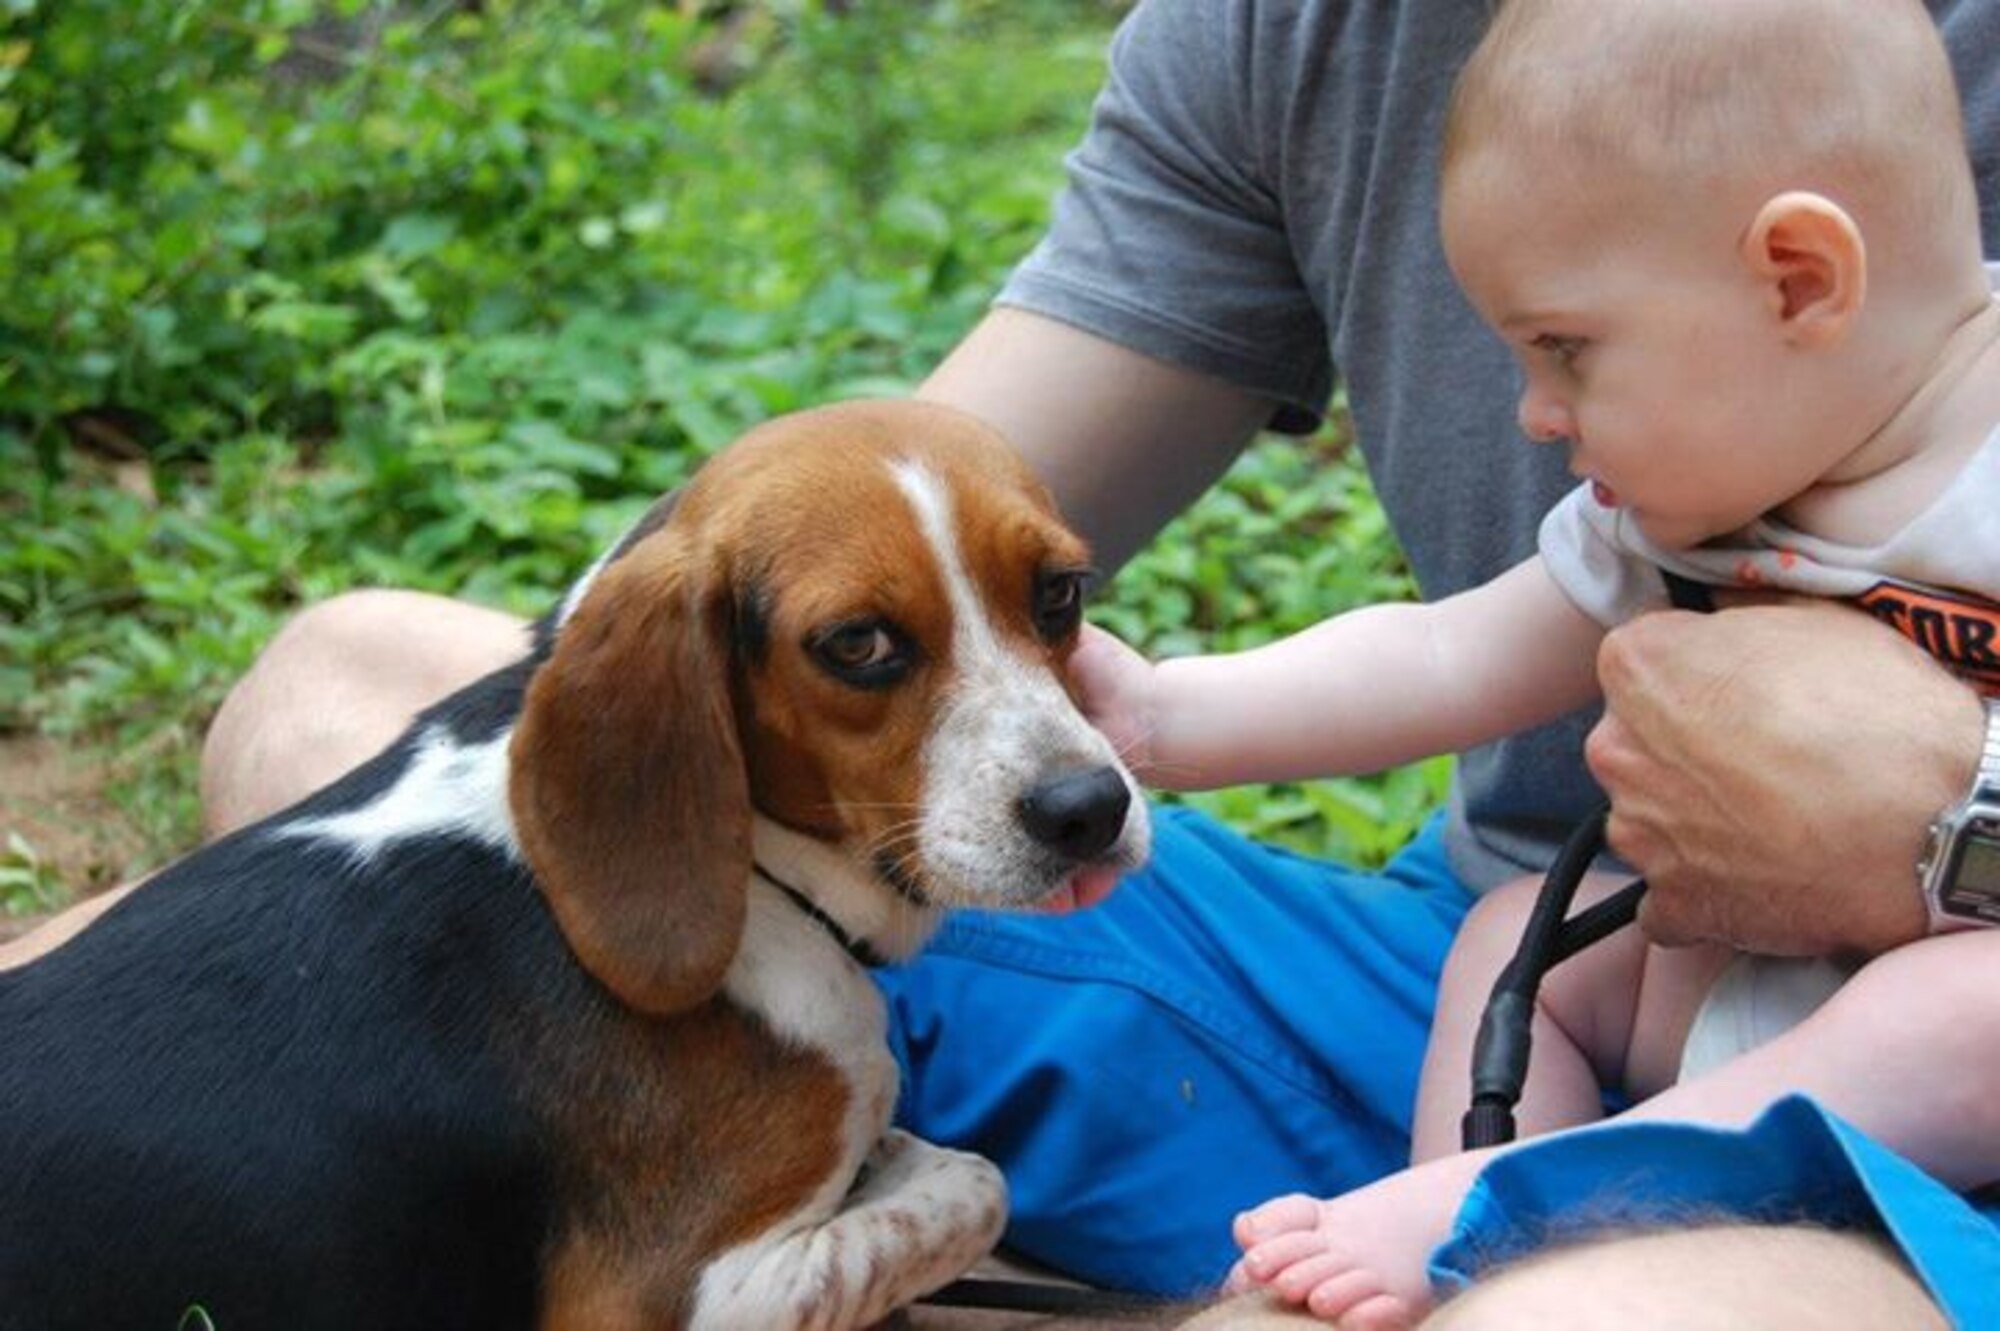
[1172,1291,1319,1329]
[200,589,527,837]
[878,812,1477,1296]
[1174,1227,1948,1331]
[1182,1194,1951,1330]
[0,886,137,971]
[5,591,516,963]
[8,592,523,971]
[1421,1082,2000,1329]
[1423,1225,1945,1331]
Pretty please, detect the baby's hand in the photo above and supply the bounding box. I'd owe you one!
[1066,623,1160,775]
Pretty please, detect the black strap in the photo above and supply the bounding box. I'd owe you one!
[1461,567,1718,1150]
[1662,569,1716,613]
[1463,809,1643,1149]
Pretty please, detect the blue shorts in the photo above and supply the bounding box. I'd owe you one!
[876,805,2000,1313]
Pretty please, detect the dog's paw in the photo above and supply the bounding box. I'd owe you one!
[851,1129,1007,1252]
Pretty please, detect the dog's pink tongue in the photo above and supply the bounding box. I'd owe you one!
[1040,864,1125,915]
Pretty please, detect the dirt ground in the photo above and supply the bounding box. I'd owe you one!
[0,734,156,942]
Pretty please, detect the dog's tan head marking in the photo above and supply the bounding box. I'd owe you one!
[511,400,1146,1016]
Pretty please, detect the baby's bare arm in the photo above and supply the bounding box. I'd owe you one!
[1148,555,1605,790]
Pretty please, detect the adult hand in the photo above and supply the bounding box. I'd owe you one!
[1586,596,1985,956]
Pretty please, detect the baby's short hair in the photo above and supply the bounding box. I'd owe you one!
[1443,0,1973,244]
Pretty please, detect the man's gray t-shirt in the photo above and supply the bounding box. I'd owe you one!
[999,0,2000,890]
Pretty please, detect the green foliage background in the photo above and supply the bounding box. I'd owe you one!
[0,0,1445,905]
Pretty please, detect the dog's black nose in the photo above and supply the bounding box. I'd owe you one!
[1017,767,1131,860]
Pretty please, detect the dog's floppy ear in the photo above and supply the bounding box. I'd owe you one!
[510,529,751,1017]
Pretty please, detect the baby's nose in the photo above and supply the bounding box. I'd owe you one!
[1516,389,1573,444]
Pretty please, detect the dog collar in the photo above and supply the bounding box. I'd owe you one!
[756,864,889,969]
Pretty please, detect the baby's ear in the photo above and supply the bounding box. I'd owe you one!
[1741,191,1866,344]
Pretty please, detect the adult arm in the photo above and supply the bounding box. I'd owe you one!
[919,307,1275,571]
[1590,598,1989,954]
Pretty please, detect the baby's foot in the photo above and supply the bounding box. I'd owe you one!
[1226,1151,1490,1328]
[1224,1193,1416,1329]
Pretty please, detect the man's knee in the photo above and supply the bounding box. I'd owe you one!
[1166,1225,1944,1330]
[200,590,526,837]
[1422,1224,1944,1331]
[1172,1291,1321,1329]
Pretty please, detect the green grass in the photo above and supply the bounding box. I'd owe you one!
[1,832,70,918]
[0,0,1444,890]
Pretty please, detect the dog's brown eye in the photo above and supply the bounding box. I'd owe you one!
[1033,569,1092,641]
[822,625,892,667]
[809,620,913,689]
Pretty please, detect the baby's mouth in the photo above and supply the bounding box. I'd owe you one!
[1590,479,1621,507]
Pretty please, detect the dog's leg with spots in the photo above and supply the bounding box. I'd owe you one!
[690,1130,1008,1330]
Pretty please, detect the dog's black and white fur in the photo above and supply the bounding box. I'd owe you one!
[0,401,1150,1330]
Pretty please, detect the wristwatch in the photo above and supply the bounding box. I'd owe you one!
[1918,696,2000,931]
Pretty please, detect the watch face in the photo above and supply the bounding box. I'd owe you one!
[1941,817,2000,924]
[1958,837,2000,891]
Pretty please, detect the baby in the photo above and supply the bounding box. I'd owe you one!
[1071,0,2000,1325]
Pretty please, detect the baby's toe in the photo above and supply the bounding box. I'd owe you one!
[1234,1192,1326,1245]
[1241,1229,1340,1288]
[1328,1291,1417,1331]
[1271,1250,1363,1306]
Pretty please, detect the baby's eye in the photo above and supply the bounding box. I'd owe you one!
[1529,334,1587,370]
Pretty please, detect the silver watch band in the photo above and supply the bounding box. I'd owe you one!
[1923,696,2000,931]
[1979,695,2000,798]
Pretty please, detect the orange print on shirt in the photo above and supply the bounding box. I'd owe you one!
[1854,581,2000,696]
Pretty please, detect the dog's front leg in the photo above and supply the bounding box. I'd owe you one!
[689,1128,1006,1331]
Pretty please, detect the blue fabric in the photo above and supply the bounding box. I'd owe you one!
[876,806,1475,1295]
[1429,1095,2000,1327]
[881,808,2000,1312]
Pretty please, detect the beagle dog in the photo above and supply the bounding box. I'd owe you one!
[0,401,1150,1330]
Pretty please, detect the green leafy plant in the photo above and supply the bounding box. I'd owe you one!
[1093,419,1448,866]
[1,0,1443,889]
[1,833,71,917]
